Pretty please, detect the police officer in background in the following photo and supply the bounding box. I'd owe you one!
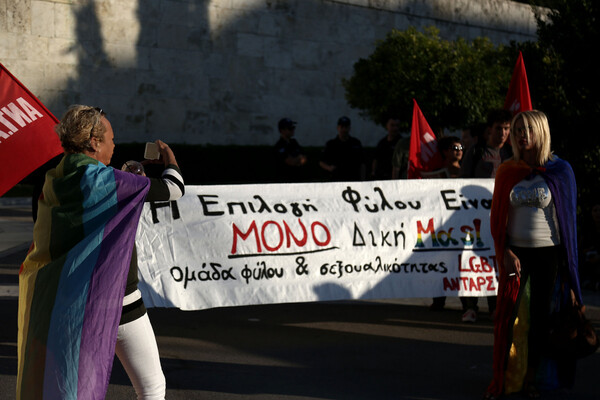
[274,117,308,182]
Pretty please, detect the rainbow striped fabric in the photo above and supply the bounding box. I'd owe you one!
[17,153,150,399]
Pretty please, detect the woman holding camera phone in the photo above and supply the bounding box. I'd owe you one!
[18,105,183,399]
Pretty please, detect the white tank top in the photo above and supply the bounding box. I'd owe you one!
[506,174,561,247]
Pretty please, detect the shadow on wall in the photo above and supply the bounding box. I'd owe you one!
[65,1,211,142]
[42,1,447,185]
[52,1,435,149]
[46,1,537,151]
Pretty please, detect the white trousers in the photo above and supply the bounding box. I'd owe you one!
[115,292,166,400]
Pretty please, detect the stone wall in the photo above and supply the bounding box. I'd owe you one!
[0,0,539,147]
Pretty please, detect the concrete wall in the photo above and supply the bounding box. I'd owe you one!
[0,0,539,147]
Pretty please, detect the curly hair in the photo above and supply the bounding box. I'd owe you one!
[54,105,106,153]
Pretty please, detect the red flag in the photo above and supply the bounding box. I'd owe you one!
[408,99,442,179]
[504,51,533,115]
[0,63,63,197]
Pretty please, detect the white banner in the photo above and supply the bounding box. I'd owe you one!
[136,179,497,310]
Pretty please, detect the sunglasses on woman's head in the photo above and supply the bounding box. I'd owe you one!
[88,107,105,141]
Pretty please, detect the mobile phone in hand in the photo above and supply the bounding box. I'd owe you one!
[144,142,160,160]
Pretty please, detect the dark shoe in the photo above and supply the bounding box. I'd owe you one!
[524,384,540,399]
[430,297,445,311]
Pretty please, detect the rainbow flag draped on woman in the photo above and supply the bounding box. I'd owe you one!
[17,153,150,399]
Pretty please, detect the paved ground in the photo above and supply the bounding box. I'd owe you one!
[1,198,599,399]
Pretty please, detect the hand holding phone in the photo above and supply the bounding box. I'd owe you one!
[144,142,160,160]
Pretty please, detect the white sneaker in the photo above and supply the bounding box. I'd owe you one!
[462,308,477,323]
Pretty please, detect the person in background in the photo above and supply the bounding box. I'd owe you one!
[459,109,512,323]
[391,128,411,179]
[18,105,184,400]
[461,122,484,154]
[274,117,307,182]
[484,110,581,399]
[430,135,464,310]
[320,116,365,181]
[437,136,463,178]
[371,116,401,180]
[461,109,512,179]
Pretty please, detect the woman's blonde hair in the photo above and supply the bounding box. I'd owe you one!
[54,105,106,154]
[509,110,554,166]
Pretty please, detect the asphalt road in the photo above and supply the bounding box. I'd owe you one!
[1,199,599,399]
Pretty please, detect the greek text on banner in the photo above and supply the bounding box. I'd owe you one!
[136,179,496,311]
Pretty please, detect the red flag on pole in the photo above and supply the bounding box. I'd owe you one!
[408,99,442,179]
[504,51,533,115]
[0,63,63,197]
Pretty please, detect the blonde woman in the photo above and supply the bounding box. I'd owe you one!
[484,110,581,399]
